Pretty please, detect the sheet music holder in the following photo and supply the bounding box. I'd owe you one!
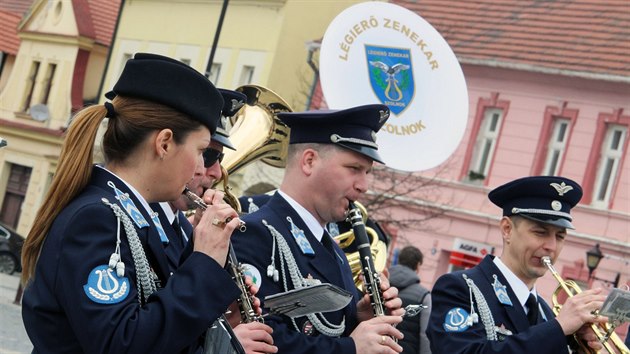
[600,288,630,323]
[264,283,353,318]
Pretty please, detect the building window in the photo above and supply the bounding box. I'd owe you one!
[40,63,57,105]
[238,65,255,86]
[207,63,221,84]
[542,118,570,176]
[21,61,41,112]
[467,108,503,182]
[0,164,32,228]
[592,124,627,207]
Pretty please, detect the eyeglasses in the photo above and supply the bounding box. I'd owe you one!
[202,148,224,168]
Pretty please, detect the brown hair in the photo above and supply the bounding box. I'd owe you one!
[398,245,424,271]
[21,96,202,284]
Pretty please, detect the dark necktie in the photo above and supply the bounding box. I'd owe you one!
[321,231,337,260]
[171,217,185,249]
[526,293,539,325]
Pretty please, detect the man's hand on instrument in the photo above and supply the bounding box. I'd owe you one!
[192,189,239,266]
[379,269,404,317]
[574,324,605,351]
[233,322,278,354]
[356,270,404,322]
[555,288,607,335]
[225,276,263,328]
[350,315,404,354]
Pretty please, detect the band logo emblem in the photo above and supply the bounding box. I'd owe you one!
[365,45,415,115]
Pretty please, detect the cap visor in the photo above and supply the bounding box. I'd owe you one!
[519,213,575,229]
[337,143,384,164]
[211,134,236,150]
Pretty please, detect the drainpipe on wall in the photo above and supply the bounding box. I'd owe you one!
[205,0,230,78]
[305,40,321,110]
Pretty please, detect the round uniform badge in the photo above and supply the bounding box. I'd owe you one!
[443,307,473,332]
[241,263,262,289]
[83,265,130,304]
[551,200,562,211]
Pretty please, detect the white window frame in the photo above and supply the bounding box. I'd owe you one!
[238,65,255,86]
[592,124,627,207]
[468,108,503,181]
[542,118,570,176]
[207,62,222,84]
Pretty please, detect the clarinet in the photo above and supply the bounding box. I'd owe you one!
[347,201,386,317]
[182,189,257,354]
[227,245,264,323]
[183,188,260,323]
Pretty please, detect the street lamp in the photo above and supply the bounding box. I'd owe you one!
[585,243,620,288]
[586,243,604,277]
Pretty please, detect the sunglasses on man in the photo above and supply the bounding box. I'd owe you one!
[202,148,224,168]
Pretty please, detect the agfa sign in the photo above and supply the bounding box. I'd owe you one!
[320,2,468,171]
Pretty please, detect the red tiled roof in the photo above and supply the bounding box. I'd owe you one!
[0,0,32,14]
[73,0,96,40]
[392,0,630,82]
[84,0,121,46]
[0,11,22,54]
[0,0,31,54]
[16,0,119,46]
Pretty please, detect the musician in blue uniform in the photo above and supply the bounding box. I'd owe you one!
[21,53,244,353]
[156,88,248,270]
[427,176,609,353]
[154,88,277,353]
[231,105,405,354]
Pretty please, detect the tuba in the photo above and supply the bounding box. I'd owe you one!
[221,84,292,176]
[541,256,629,354]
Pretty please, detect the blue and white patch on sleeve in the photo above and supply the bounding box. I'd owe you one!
[108,181,149,229]
[287,217,314,255]
[492,275,513,306]
[83,265,130,304]
[443,307,473,332]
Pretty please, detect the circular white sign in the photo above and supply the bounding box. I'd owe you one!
[320,1,469,171]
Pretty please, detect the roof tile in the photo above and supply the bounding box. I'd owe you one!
[393,0,630,80]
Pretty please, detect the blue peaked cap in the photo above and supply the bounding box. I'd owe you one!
[213,89,246,150]
[105,53,223,134]
[277,104,390,164]
[488,176,583,229]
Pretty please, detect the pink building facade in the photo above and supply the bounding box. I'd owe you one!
[390,64,629,304]
[310,0,629,337]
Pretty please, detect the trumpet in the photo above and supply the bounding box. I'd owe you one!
[541,256,629,354]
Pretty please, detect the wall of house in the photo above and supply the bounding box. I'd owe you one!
[386,64,630,305]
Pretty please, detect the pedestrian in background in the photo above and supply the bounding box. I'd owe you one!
[389,246,432,354]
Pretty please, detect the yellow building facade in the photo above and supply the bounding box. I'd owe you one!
[0,0,120,235]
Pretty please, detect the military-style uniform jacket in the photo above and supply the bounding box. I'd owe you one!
[151,203,192,271]
[22,166,240,354]
[231,192,361,354]
[427,255,569,354]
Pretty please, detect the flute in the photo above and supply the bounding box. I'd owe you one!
[183,187,246,232]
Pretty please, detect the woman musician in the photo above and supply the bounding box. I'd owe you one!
[21,53,269,354]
